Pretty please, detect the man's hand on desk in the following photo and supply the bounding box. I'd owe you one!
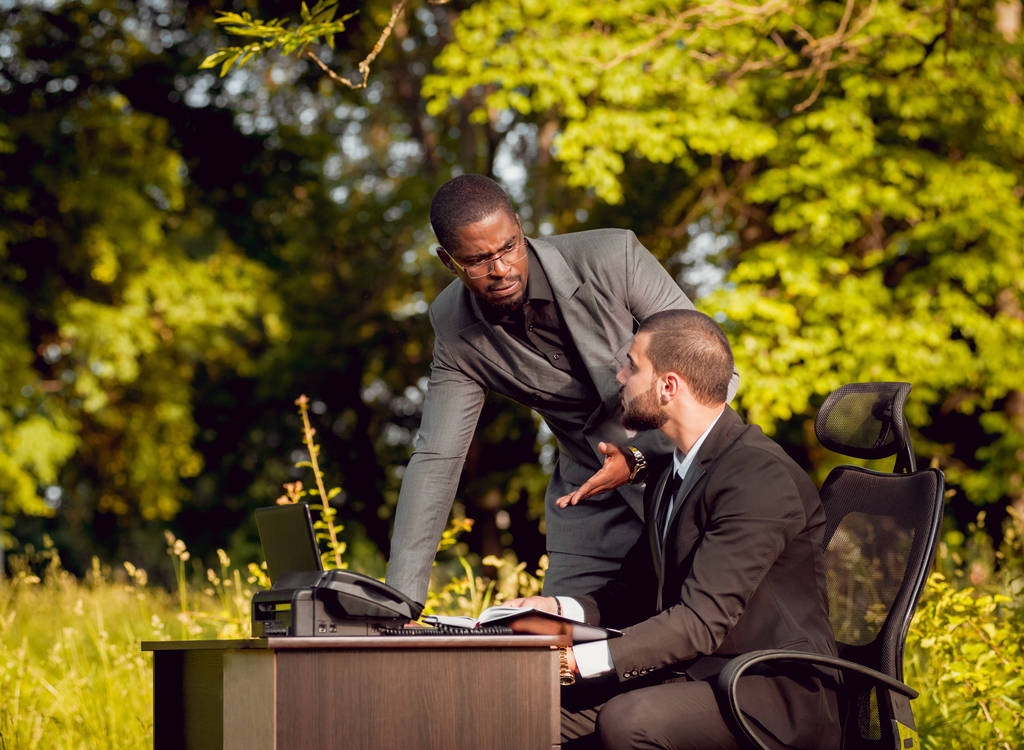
[556,442,631,508]
[500,596,570,636]
[503,595,559,613]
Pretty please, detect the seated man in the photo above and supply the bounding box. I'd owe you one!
[508,309,840,750]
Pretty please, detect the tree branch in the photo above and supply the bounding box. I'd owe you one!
[306,0,411,90]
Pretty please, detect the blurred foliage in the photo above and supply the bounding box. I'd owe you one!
[0,0,522,578]
[907,509,1024,748]
[1,0,1023,601]
[423,0,1024,521]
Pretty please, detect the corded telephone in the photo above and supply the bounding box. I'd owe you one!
[252,569,424,637]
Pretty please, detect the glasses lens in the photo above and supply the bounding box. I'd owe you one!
[505,243,527,265]
[465,241,526,279]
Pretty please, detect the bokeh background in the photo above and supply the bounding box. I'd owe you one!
[3,2,1024,747]
[2,0,1023,602]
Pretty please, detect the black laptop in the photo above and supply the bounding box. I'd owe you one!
[254,502,323,584]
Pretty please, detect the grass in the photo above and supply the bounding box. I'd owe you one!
[0,536,252,750]
[2,516,1022,749]
[2,556,163,749]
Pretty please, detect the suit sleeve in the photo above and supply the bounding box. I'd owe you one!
[385,325,487,605]
[600,447,808,681]
[623,230,697,322]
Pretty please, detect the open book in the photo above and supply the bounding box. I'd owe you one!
[422,606,620,643]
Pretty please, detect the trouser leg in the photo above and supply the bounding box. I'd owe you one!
[597,680,740,750]
[543,551,623,597]
[559,678,620,748]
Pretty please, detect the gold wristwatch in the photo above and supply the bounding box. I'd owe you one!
[625,446,647,484]
[559,647,576,686]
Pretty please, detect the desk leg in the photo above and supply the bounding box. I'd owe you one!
[152,650,223,750]
[223,651,276,750]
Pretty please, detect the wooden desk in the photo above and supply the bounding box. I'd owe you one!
[142,635,565,750]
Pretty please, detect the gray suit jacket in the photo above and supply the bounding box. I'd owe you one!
[386,228,696,604]
[578,408,840,749]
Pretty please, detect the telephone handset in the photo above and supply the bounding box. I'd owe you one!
[253,569,423,636]
[306,569,423,621]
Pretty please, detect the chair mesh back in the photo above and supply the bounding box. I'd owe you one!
[820,466,942,680]
[816,382,915,472]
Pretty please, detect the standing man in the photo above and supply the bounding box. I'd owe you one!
[508,309,839,750]
[385,174,734,606]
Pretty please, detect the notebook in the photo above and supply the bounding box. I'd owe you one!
[254,502,323,584]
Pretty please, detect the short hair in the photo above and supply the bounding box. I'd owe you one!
[429,174,517,253]
[639,309,734,405]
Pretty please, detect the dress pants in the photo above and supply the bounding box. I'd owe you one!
[560,673,740,750]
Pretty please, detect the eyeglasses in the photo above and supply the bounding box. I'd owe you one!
[442,230,527,279]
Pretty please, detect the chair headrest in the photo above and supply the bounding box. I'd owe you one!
[815,382,915,472]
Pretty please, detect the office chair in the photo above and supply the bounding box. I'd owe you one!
[716,382,945,750]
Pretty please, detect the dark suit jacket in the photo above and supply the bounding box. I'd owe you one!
[577,407,840,749]
[387,229,696,604]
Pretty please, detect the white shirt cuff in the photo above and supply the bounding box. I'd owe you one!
[556,596,585,622]
[573,640,614,679]
[555,597,614,679]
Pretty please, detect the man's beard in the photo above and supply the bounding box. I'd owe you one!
[476,279,526,318]
[622,382,667,432]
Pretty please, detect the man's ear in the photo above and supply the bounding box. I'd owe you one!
[436,247,457,274]
[661,372,682,403]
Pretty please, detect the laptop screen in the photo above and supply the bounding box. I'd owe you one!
[255,502,324,584]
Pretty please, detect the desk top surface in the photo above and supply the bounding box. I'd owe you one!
[142,634,568,652]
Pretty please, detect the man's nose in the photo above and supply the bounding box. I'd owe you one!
[487,254,512,276]
[615,366,628,385]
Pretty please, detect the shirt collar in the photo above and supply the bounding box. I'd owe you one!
[672,410,724,479]
[522,243,553,304]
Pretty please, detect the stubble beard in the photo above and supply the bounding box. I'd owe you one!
[476,276,526,318]
[621,382,667,432]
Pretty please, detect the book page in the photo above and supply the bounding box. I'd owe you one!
[424,606,619,642]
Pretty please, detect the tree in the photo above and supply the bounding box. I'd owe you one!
[1,0,554,578]
[420,0,1024,528]
[202,0,1024,529]
[0,1,284,567]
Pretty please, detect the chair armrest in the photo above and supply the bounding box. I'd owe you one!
[715,649,919,750]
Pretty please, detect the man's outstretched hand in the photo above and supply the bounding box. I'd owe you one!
[556,442,631,508]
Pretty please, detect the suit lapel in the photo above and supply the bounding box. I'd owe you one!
[531,238,630,420]
[455,319,511,372]
[653,409,750,610]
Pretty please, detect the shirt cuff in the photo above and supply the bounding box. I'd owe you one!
[555,597,614,679]
[556,596,584,622]
[573,640,614,679]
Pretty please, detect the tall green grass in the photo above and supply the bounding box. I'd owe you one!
[0,519,541,750]
[0,535,253,750]
[3,518,1022,749]
[2,548,161,749]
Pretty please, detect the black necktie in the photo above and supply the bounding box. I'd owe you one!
[655,471,683,539]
